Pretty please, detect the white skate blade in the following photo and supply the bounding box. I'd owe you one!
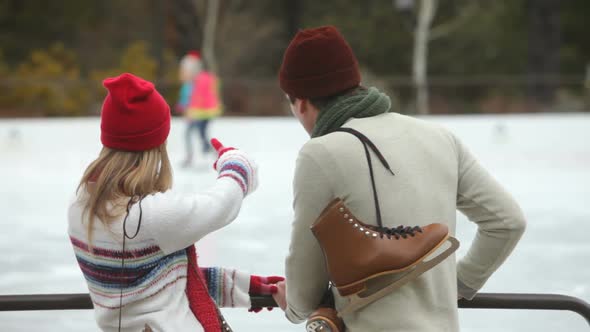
[338,236,460,316]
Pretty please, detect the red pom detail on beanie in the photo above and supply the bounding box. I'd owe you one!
[100,73,170,151]
[187,50,201,59]
[279,25,361,99]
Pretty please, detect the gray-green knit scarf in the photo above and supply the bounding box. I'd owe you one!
[311,87,391,138]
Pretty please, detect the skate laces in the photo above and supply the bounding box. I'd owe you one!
[376,225,423,240]
[330,129,423,241]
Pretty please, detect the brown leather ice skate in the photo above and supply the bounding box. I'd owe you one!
[311,198,459,316]
[309,127,460,316]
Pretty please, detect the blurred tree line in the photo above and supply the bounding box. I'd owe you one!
[0,0,588,116]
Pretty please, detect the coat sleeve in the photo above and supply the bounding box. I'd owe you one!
[142,177,245,255]
[284,147,333,324]
[453,134,527,299]
[177,82,193,110]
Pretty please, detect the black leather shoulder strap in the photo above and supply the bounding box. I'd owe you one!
[331,127,395,228]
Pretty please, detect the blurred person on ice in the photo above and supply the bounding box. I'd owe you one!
[176,51,223,168]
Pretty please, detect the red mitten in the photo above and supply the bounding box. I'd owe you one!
[210,138,236,170]
[248,275,284,313]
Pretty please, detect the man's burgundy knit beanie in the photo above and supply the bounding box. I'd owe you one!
[279,25,361,99]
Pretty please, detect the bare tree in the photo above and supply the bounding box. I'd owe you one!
[187,0,285,76]
[413,0,437,115]
[398,0,480,114]
[196,0,221,73]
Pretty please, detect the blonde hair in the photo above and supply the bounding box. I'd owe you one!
[77,143,173,245]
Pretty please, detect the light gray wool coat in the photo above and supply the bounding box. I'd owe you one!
[284,113,526,332]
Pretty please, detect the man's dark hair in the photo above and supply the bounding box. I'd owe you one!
[288,86,367,111]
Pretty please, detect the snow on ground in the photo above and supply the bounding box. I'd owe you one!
[0,114,589,331]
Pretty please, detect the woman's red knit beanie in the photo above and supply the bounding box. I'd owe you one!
[279,25,361,99]
[100,73,170,151]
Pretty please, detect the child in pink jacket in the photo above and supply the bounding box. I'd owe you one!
[177,51,222,167]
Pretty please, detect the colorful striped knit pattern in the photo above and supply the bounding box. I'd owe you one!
[201,267,237,308]
[70,236,188,309]
[217,152,254,195]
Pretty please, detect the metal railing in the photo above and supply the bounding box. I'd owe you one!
[0,292,589,326]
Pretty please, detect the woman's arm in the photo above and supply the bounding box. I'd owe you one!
[200,267,284,309]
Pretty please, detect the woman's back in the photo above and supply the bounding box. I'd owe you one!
[68,73,262,331]
[68,192,202,331]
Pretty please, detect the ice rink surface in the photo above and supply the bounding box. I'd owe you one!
[1,114,589,331]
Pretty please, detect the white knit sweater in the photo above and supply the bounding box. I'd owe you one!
[284,113,526,331]
[68,177,251,332]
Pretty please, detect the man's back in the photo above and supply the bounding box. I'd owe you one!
[285,112,526,331]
